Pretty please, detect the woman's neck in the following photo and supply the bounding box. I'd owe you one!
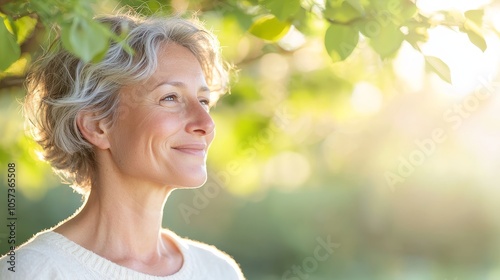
[54,175,183,276]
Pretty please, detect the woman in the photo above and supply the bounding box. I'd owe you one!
[0,12,244,279]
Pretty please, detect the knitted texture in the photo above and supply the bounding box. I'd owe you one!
[0,230,244,280]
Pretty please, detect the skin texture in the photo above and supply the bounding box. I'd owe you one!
[54,43,215,276]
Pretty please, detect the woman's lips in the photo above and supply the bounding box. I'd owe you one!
[171,143,207,156]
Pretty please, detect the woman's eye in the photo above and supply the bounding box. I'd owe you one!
[160,94,177,102]
[199,99,212,111]
[199,99,210,106]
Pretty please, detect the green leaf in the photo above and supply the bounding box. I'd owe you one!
[13,16,37,44]
[370,0,402,13]
[261,0,301,21]
[369,25,404,58]
[324,23,359,62]
[96,21,134,56]
[463,10,486,52]
[249,15,291,41]
[146,0,162,14]
[399,1,417,20]
[61,17,109,62]
[369,0,416,24]
[345,0,365,15]
[405,27,429,50]
[441,10,465,24]
[425,56,451,84]
[325,0,363,24]
[0,19,21,71]
[231,8,254,31]
[357,18,382,38]
[465,9,483,26]
[464,27,487,52]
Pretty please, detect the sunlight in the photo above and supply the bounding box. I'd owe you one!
[490,6,500,32]
[417,0,492,15]
[260,53,289,81]
[292,39,326,73]
[421,26,485,96]
[415,0,500,96]
[279,26,307,51]
[350,82,383,114]
[393,42,425,93]
[263,151,311,190]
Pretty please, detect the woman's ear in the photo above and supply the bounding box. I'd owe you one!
[76,111,111,150]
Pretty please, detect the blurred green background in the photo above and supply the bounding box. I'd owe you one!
[2,0,500,279]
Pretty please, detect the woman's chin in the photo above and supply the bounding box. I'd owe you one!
[169,175,208,189]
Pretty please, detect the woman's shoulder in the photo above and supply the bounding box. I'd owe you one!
[182,237,239,265]
[164,230,246,279]
[0,231,65,279]
[0,230,99,279]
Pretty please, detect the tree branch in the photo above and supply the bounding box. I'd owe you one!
[0,0,14,9]
[0,0,14,6]
[0,76,25,90]
[11,11,37,20]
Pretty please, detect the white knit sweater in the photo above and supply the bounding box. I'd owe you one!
[0,230,244,279]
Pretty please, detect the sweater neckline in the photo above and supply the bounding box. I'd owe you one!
[38,230,194,279]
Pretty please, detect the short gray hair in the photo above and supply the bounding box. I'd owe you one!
[24,13,230,194]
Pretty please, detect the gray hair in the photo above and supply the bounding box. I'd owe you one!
[24,13,230,194]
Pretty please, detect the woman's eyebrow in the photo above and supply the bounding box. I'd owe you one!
[153,80,210,93]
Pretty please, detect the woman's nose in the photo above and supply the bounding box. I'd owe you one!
[185,101,215,136]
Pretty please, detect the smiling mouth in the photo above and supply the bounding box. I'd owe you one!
[172,144,207,157]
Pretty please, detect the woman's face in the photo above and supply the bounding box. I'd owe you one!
[107,43,215,189]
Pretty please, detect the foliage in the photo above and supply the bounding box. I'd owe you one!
[0,0,495,85]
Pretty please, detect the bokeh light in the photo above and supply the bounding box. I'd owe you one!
[3,1,500,279]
